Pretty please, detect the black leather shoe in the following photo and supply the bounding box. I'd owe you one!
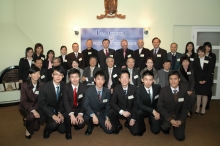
[65,133,72,140]
[124,122,128,128]
[137,132,143,136]
[195,111,199,114]
[43,129,50,139]
[74,125,80,130]
[112,124,123,135]
[25,135,31,139]
[85,126,94,135]
[200,113,205,115]
[119,124,123,130]
[163,131,170,135]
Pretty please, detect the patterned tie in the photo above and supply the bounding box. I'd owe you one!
[73,87,77,107]
[148,89,152,103]
[106,49,108,56]
[173,89,177,94]
[98,91,101,103]
[56,86,60,100]
[108,69,112,89]
[123,90,127,96]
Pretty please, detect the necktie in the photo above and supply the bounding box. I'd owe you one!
[48,60,52,69]
[148,89,152,103]
[108,69,112,89]
[98,91,101,103]
[75,53,78,58]
[73,87,77,107]
[90,68,93,77]
[123,49,126,58]
[154,49,157,58]
[129,69,133,84]
[123,90,127,96]
[173,89,177,94]
[106,49,108,56]
[56,86,60,100]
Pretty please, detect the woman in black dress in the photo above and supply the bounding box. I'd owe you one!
[194,46,213,115]
[42,50,55,69]
[184,42,196,65]
[33,43,45,61]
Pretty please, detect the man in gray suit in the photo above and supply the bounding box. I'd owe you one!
[158,60,171,88]
[167,43,183,70]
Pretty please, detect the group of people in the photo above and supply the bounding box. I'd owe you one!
[18,37,216,141]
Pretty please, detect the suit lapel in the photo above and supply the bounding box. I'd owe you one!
[49,81,57,102]
[141,85,151,104]
[68,83,74,103]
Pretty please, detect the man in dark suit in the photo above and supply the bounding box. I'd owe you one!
[38,65,66,139]
[167,43,183,70]
[63,69,87,140]
[58,46,69,70]
[82,39,98,68]
[150,37,167,70]
[158,60,171,88]
[134,39,150,70]
[34,58,47,83]
[124,57,141,87]
[157,71,189,141]
[83,71,114,135]
[104,57,120,94]
[82,56,101,86]
[108,70,139,135]
[114,39,134,69]
[66,43,85,69]
[136,71,161,136]
[98,38,115,70]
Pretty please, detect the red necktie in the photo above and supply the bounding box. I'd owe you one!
[73,88,77,107]
[106,49,108,56]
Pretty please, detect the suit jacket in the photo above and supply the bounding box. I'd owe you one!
[114,48,134,69]
[63,82,87,114]
[157,86,189,123]
[134,48,150,70]
[18,57,33,82]
[83,86,111,117]
[140,67,159,84]
[150,48,167,70]
[40,68,48,83]
[33,54,45,62]
[207,52,216,73]
[66,52,85,69]
[98,48,115,70]
[42,59,52,70]
[110,84,137,119]
[82,66,101,84]
[104,67,120,89]
[58,55,69,70]
[124,67,141,87]
[38,81,66,118]
[158,69,170,88]
[167,52,183,70]
[82,48,98,68]
[136,84,161,114]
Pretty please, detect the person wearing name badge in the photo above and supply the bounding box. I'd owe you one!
[18,47,34,85]
[140,57,159,84]
[66,59,84,83]
[167,43,183,71]
[203,42,216,110]
[98,38,115,70]
[38,65,66,139]
[177,56,196,117]
[158,60,171,88]
[33,43,45,62]
[19,66,44,139]
[66,43,85,69]
[124,57,141,87]
[58,46,69,70]
[184,42,196,69]
[63,69,87,140]
[83,71,114,135]
[33,59,47,83]
[134,39,150,71]
[114,39,134,69]
[149,37,167,70]
[108,70,139,136]
[157,71,189,141]
[194,46,213,115]
[42,50,55,70]
[104,57,120,94]
[82,57,101,87]
[82,39,98,68]
[136,71,161,136]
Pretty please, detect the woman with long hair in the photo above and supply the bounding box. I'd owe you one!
[42,50,55,69]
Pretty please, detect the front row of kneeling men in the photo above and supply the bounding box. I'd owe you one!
[19,65,189,141]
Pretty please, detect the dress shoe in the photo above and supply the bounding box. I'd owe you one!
[112,124,123,135]
[85,126,94,135]
[194,111,199,114]
[43,129,50,139]
[124,122,128,128]
[25,135,31,139]
[74,125,80,130]
[65,133,72,140]
[163,131,170,135]
[200,113,205,115]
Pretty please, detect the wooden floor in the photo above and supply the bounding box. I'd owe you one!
[0,101,220,146]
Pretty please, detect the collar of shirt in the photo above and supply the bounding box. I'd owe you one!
[95,87,103,95]
[62,55,66,58]
[71,84,79,92]
[199,56,205,60]
[144,86,152,92]
[164,69,169,72]
[53,82,60,89]
[139,48,143,54]
[172,52,176,56]
[154,48,159,53]
[205,53,209,57]
[108,67,113,72]
[122,86,128,91]
[170,86,179,93]
[128,68,133,72]
[103,48,109,52]
[90,66,95,70]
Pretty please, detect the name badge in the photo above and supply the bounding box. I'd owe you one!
[127,54,131,58]
[140,54,144,57]
[35,91,39,95]
[110,55,113,57]
[41,75,45,79]
[157,54,161,57]
[103,99,108,103]
[178,98,184,102]
[79,58,82,61]
[114,65,116,67]
[128,95,134,99]
[32,61,35,64]
[113,74,117,78]
[190,58,194,61]
[177,58,180,61]
[78,94,83,99]
[134,75,138,79]
[63,59,67,62]
[187,72,191,75]
[204,60,209,64]
[41,57,44,60]
[155,95,159,99]
[88,52,92,55]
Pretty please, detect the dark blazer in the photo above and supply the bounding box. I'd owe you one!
[124,67,141,87]
[40,68,48,83]
[18,57,33,82]
[42,59,52,70]
[103,67,120,89]
[150,48,167,70]
[98,48,115,70]
[157,86,189,123]
[63,82,87,114]
[114,48,134,69]
[38,81,66,119]
[66,52,85,69]
[136,84,161,114]
[134,48,150,70]
[110,84,137,119]
[58,55,69,70]
[82,66,101,84]
[167,52,183,70]
[33,54,45,62]
[83,86,111,117]
[82,48,98,68]
[207,52,216,73]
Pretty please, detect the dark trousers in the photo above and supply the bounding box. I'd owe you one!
[136,109,160,134]
[108,108,139,135]
[64,112,85,134]
[19,108,40,135]
[45,115,66,134]
[160,118,185,141]
[84,112,114,134]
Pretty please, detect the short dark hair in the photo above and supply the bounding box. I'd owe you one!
[120,69,130,78]
[180,55,190,65]
[197,46,206,53]
[27,65,40,89]
[71,59,79,64]
[168,70,180,79]
[68,68,80,77]
[152,37,161,43]
[72,43,78,47]
[35,58,43,63]
[53,65,65,75]
[106,56,114,61]
[146,57,154,63]
[46,50,55,59]
[89,56,98,62]
[25,47,33,57]
[163,60,171,64]
[60,45,67,50]
[34,43,44,54]
[52,57,61,63]
[203,42,212,53]
[94,70,105,79]
[102,38,110,43]
[185,42,195,56]
[142,70,154,79]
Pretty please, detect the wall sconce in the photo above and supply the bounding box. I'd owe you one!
[144,27,150,35]
[74,31,79,35]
